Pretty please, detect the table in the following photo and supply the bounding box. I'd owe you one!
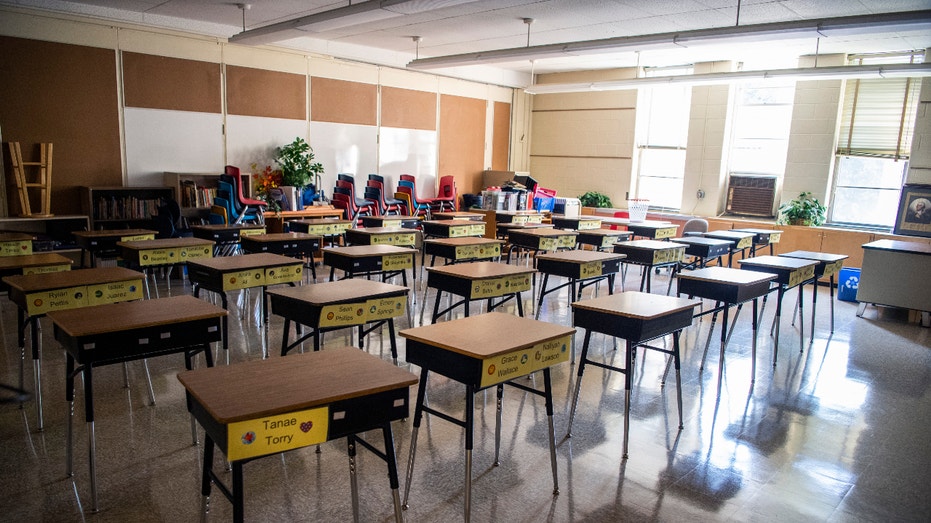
[612,239,686,293]
[424,261,535,323]
[345,227,417,248]
[495,211,544,224]
[188,253,304,355]
[286,218,352,246]
[505,228,578,263]
[264,206,346,233]
[574,229,633,251]
[626,222,679,240]
[779,250,848,340]
[49,295,226,512]
[73,229,155,267]
[676,267,775,383]
[551,216,602,230]
[421,219,485,239]
[178,347,417,523]
[359,215,420,228]
[534,250,625,322]
[701,230,756,267]
[3,267,144,430]
[567,292,698,458]
[733,228,783,256]
[399,312,575,521]
[323,245,416,287]
[738,255,818,361]
[117,237,214,297]
[268,279,409,361]
[191,224,266,256]
[240,232,322,282]
[856,240,931,326]
[431,211,484,221]
[0,232,34,256]
[422,237,504,266]
[674,237,734,269]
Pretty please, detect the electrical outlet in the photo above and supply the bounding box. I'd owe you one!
[697,189,705,199]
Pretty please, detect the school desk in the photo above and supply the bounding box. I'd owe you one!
[422,237,504,265]
[732,228,783,256]
[424,261,535,323]
[345,227,417,248]
[612,239,686,293]
[117,237,214,297]
[286,218,352,246]
[494,210,544,224]
[72,229,155,267]
[534,250,626,323]
[431,211,484,221]
[625,222,679,240]
[239,232,322,282]
[550,215,602,231]
[856,240,931,326]
[673,236,734,269]
[779,250,848,340]
[421,219,486,239]
[359,215,420,229]
[574,229,633,251]
[0,232,34,256]
[701,230,755,267]
[191,223,266,256]
[504,227,578,263]
[323,245,416,288]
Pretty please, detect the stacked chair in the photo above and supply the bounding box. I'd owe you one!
[217,165,266,224]
[397,174,432,217]
[365,174,403,215]
[431,175,458,212]
[333,174,374,225]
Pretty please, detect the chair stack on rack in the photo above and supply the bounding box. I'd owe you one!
[431,175,458,212]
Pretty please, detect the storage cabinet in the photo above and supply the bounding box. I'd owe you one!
[80,186,175,230]
[165,172,221,219]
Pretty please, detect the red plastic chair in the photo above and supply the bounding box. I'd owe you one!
[609,211,629,231]
[365,179,402,215]
[432,175,457,211]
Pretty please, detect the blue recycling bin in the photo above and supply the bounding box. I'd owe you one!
[837,267,860,302]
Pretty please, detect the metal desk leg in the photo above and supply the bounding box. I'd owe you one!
[566,330,592,437]
[672,332,683,430]
[622,339,634,459]
[494,384,503,466]
[348,435,360,523]
[82,364,99,512]
[829,275,836,333]
[717,305,730,391]
[542,367,560,494]
[464,384,475,522]
[751,298,759,381]
[772,287,785,366]
[403,371,429,509]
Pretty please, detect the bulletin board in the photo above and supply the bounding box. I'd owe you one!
[439,94,487,194]
[122,52,221,113]
[226,65,306,120]
[492,101,511,171]
[311,77,376,126]
[381,87,436,131]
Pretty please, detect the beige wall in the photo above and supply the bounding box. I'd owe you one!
[906,48,931,185]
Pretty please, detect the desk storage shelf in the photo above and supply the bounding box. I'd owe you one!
[80,186,174,230]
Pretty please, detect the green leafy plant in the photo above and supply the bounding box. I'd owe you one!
[777,191,827,226]
[578,191,613,208]
[275,137,324,188]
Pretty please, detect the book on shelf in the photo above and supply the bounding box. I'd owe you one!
[179,180,215,208]
[94,195,161,221]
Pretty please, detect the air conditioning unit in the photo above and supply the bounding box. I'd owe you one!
[725,175,777,217]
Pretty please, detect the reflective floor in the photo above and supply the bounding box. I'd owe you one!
[1,262,930,522]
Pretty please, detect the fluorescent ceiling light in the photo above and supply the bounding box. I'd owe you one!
[524,63,931,94]
[408,10,931,69]
[230,0,477,46]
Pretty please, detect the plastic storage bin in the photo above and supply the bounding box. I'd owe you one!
[837,267,860,302]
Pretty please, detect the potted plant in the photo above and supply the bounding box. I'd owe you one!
[578,191,613,208]
[274,137,324,210]
[777,191,827,226]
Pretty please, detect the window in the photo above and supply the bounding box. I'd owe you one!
[830,51,922,227]
[634,66,692,211]
[728,80,796,177]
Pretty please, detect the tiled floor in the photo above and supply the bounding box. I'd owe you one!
[1,261,930,522]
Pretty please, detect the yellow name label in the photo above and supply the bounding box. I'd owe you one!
[319,302,368,327]
[266,264,302,285]
[537,237,558,251]
[601,235,620,248]
[0,241,32,256]
[736,237,753,249]
[557,234,577,248]
[470,224,486,236]
[654,227,678,239]
[768,232,781,244]
[579,261,603,278]
[227,406,329,461]
[447,225,473,238]
[365,295,407,321]
[652,247,685,265]
[139,248,176,266]
[86,279,144,306]
[378,219,403,228]
[239,227,267,236]
[23,264,71,275]
[26,286,87,315]
[822,259,844,279]
[181,246,213,260]
[470,273,532,299]
[788,264,816,287]
[577,220,601,230]
[371,232,416,246]
[222,269,266,291]
[454,243,499,260]
[382,253,412,271]
[303,224,338,235]
[120,234,155,242]
[479,334,572,388]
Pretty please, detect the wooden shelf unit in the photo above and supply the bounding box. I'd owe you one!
[80,186,174,230]
[165,172,221,219]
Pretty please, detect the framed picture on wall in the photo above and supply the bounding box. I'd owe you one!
[893,184,931,238]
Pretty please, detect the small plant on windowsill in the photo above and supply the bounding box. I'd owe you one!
[578,191,613,208]
[777,191,827,226]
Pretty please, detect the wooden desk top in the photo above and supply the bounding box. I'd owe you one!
[117,237,215,250]
[496,211,543,217]
[862,239,931,255]
[551,215,600,222]
[507,228,577,238]
[703,230,755,240]
[576,229,633,237]
[287,218,352,226]
[571,291,699,320]
[178,346,417,424]
[322,245,416,258]
[535,250,626,264]
[426,261,535,280]
[626,222,678,230]
[423,219,479,228]
[779,250,848,263]
[400,311,574,360]
[733,227,784,235]
[432,212,483,220]
[47,295,227,339]
[240,232,320,243]
[424,237,504,247]
[187,253,301,271]
[268,279,408,306]
[0,253,72,270]
[4,267,142,293]
[191,224,265,232]
[614,239,686,250]
[598,217,671,226]
[347,227,410,235]
[677,267,776,286]
[738,255,817,271]
[674,236,734,247]
[496,223,552,230]
[0,232,34,241]
[73,229,155,239]
[274,206,345,219]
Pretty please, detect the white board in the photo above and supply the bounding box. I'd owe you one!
[124,107,224,187]
[310,121,378,195]
[225,115,308,174]
[378,127,438,198]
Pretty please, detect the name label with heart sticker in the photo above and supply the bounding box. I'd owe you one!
[227,406,329,461]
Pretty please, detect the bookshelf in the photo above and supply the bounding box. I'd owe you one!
[165,172,221,219]
[80,186,175,230]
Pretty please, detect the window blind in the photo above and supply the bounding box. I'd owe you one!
[838,67,921,159]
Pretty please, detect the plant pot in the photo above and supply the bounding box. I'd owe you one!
[788,218,812,226]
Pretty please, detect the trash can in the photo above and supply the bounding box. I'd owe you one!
[837,267,860,302]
